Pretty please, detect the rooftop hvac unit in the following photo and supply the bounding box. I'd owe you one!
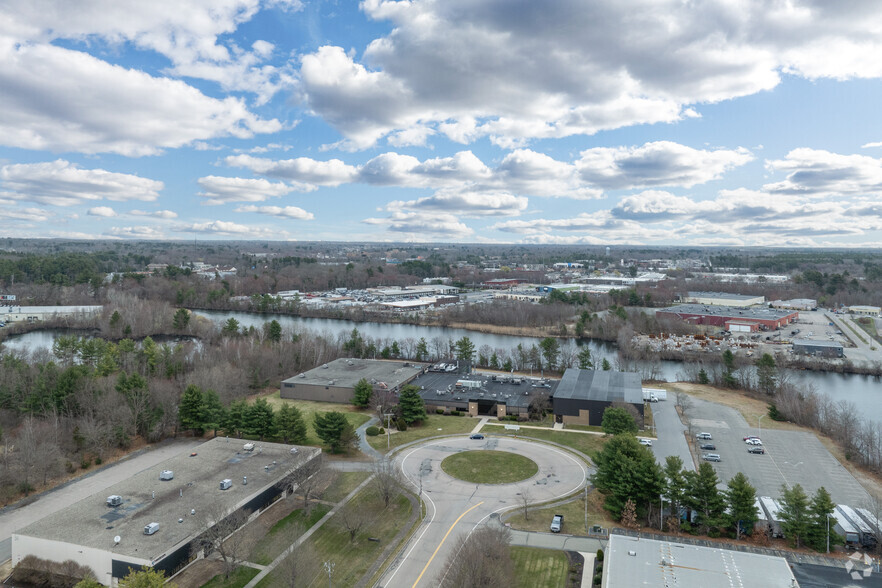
[107,495,122,507]
[159,470,174,481]
[144,522,159,535]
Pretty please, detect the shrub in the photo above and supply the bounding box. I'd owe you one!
[365,426,380,437]
[596,548,604,561]
[65,461,75,474]
[396,419,408,432]
[451,410,462,416]
[378,427,385,434]
[593,573,602,585]
[708,528,721,538]
[80,456,91,469]
[436,408,446,414]
[94,457,102,465]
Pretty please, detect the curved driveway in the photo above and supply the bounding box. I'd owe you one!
[379,436,588,588]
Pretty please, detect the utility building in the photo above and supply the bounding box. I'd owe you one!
[281,358,424,404]
[792,339,844,358]
[657,304,797,330]
[552,368,643,427]
[11,438,320,586]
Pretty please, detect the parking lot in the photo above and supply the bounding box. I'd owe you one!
[683,396,871,506]
[649,393,695,471]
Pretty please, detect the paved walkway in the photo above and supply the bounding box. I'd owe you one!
[483,422,604,435]
[243,474,377,588]
[650,393,695,470]
[471,416,489,434]
[579,552,596,588]
[356,416,384,460]
[507,527,607,553]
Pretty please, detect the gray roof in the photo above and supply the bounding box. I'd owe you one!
[687,291,763,301]
[661,304,797,321]
[554,369,642,404]
[793,339,844,349]
[16,438,319,562]
[603,534,798,588]
[413,371,555,409]
[282,358,424,390]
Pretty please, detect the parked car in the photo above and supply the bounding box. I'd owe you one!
[748,446,765,454]
[702,453,721,462]
[700,443,716,450]
[469,433,484,440]
[696,432,713,440]
[550,514,563,533]
[743,435,759,441]
[639,438,653,447]
[746,438,763,445]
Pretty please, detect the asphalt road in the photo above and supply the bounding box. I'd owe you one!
[685,396,870,505]
[649,393,695,471]
[0,438,202,563]
[378,436,588,588]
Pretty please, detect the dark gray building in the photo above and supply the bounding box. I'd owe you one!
[552,368,643,427]
[792,339,844,358]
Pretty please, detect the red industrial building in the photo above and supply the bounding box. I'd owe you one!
[482,278,525,289]
[657,304,798,330]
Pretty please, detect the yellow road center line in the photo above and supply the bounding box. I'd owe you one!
[412,501,484,588]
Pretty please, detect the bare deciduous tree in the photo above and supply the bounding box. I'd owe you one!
[278,537,320,588]
[372,459,403,508]
[336,500,371,543]
[519,489,532,521]
[288,459,334,510]
[196,507,255,579]
[437,525,515,588]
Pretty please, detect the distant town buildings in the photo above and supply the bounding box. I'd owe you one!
[770,298,817,311]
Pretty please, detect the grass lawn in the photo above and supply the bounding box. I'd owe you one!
[511,547,569,588]
[257,489,414,588]
[319,471,371,503]
[505,488,615,534]
[249,504,331,565]
[441,450,538,484]
[366,414,477,452]
[493,428,607,459]
[855,317,879,341]
[255,392,372,446]
[199,566,259,588]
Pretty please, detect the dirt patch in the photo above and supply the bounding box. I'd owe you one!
[171,558,225,588]
[439,321,561,338]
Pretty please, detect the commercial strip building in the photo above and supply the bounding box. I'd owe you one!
[601,534,799,588]
[657,304,798,330]
[380,296,459,311]
[281,358,424,404]
[366,285,459,298]
[771,298,817,311]
[552,368,644,428]
[793,339,845,358]
[0,305,103,323]
[847,305,881,317]
[481,278,526,289]
[11,438,320,586]
[685,291,765,307]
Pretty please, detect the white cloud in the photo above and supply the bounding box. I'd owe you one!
[576,142,753,190]
[0,206,53,222]
[197,176,299,204]
[179,220,278,238]
[386,190,527,217]
[130,209,178,219]
[0,40,281,156]
[105,225,165,239]
[0,160,163,206]
[861,142,882,149]
[363,211,473,238]
[294,1,882,149]
[224,155,357,186]
[763,149,882,196]
[234,204,314,219]
[87,206,117,217]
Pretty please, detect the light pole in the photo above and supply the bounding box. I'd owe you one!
[384,412,395,450]
[826,513,831,554]
[660,494,664,531]
[584,484,588,533]
[758,414,766,437]
[324,560,334,588]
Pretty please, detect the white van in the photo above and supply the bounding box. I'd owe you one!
[220,479,232,490]
[143,522,160,535]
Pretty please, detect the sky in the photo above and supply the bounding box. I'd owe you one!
[2,0,882,247]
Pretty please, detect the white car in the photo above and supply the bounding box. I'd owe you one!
[639,438,653,447]
[746,438,763,445]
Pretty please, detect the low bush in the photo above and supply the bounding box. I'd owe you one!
[365,426,380,437]
[596,548,603,561]
[436,408,446,414]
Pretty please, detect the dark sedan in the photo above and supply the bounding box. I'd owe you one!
[469,433,485,440]
[699,443,716,450]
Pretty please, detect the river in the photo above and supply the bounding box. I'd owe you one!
[3,309,880,424]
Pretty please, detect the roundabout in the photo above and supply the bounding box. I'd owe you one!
[380,435,589,588]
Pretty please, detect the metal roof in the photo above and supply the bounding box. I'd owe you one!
[687,291,764,301]
[602,534,798,588]
[553,368,642,404]
[661,304,796,321]
[792,339,844,349]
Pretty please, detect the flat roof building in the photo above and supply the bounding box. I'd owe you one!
[552,368,644,428]
[601,534,799,588]
[413,370,556,418]
[848,305,881,317]
[281,358,424,404]
[12,438,320,586]
[657,304,797,330]
[793,339,844,358]
[686,291,765,307]
[771,298,817,311]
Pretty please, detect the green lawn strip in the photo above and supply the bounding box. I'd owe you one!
[199,566,259,588]
[496,428,608,458]
[441,450,538,484]
[249,504,331,565]
[319,471,371,503]
[366,414,476,452]
[511,546,569,588]
[560,423,605,433]
[854,317,879,341]
[841,318,869,345]
[504,492,614,534]
[258,489,413,588]
[255,393,371,446]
